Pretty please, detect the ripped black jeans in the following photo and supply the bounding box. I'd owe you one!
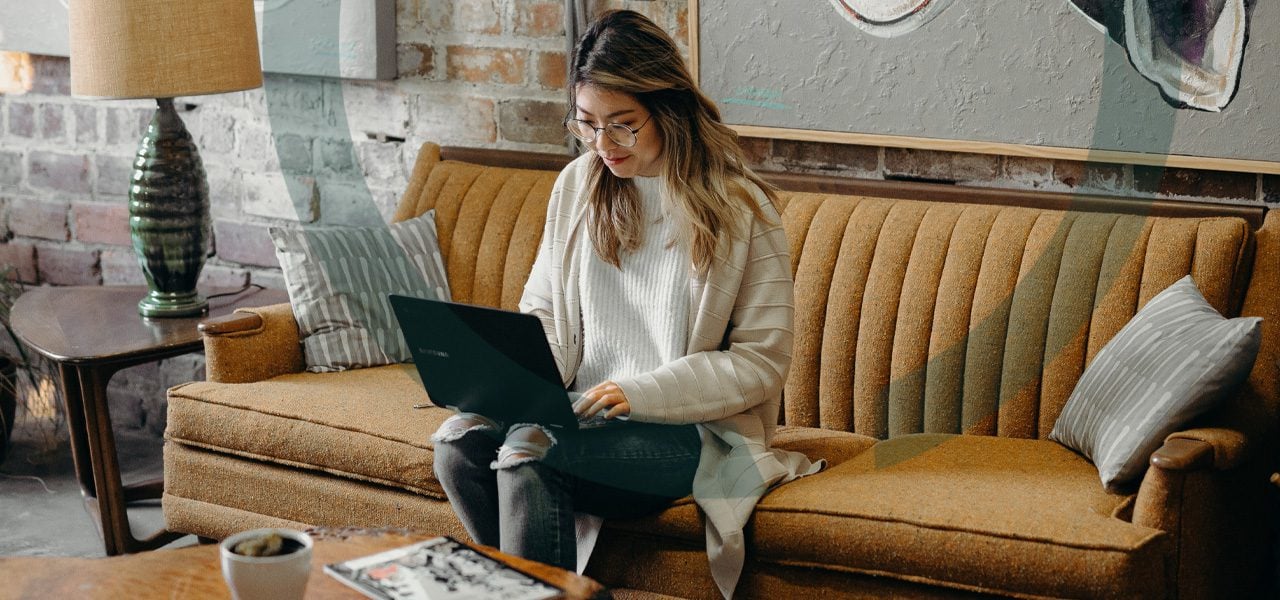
[432,412,701,572]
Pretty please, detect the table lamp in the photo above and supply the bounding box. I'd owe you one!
[69,0,262,317]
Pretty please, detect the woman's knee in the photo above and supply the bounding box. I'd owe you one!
[492,424,557,469]
[432,414,500,474]
[431,413,499,444]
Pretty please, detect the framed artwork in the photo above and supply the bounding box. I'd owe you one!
[691,0,1279,174]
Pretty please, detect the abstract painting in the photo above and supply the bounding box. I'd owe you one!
[693,0,1278,172]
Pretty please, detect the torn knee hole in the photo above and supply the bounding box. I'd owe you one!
[507,423,555,447]
[492,424,556,469]
[430,413,499,443]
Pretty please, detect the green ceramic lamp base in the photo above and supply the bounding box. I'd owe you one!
[137,291,208,319]
[130,98,212,319]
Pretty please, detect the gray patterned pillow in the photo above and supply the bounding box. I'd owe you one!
[1050,275,1261,491]
[270,210,450,372]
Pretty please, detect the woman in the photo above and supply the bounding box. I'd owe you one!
[432,10,821,598]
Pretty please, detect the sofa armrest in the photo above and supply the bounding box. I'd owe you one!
[1149,438,1213,471]
[1134,425,1267,598]
[200,302,305,383]
[1150,427,1248,472]
[199,312,267,335]
[1136,427,1250,531]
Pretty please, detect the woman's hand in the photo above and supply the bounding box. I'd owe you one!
[574,381,631,419]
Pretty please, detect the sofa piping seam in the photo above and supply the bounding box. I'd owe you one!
[167,388,433,451]
[754,504,1165,552]
[764,556,1112,600]
[165,438,447,501]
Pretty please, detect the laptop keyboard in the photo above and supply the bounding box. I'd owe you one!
[577,413,612,429]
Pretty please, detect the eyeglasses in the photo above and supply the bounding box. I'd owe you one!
[564,114,652,148]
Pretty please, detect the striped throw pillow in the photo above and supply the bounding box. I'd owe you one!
[1050,275,1261,491]
[271,211,451,372]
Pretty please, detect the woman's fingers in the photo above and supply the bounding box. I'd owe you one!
[573,395,594,416]
[579,394,614,417]
[572,386,599,413]
[603,400,631,419]
[572,390,602,416]
[573,382,629,418]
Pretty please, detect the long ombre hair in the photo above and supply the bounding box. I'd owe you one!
[571,10,778,275]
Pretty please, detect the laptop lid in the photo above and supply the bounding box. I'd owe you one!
[388,294,578,429]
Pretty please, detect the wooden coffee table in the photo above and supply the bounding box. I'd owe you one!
[0,528,609,599]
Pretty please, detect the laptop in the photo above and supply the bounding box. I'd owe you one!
[389,294,608,430]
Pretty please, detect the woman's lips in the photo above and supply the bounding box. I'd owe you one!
[601,155,629,166]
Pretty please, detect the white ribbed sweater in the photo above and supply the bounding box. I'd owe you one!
[573,176,690,393]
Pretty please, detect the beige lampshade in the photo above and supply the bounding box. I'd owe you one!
[69,0,262,99]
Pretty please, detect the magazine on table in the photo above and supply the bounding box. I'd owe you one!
[323,536,563,600]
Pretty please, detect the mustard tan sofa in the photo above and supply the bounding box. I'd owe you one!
[163,143,1279,599]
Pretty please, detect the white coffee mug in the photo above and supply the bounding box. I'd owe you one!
[219,528,313,600]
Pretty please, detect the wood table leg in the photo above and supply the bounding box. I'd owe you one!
[56,365,96,498]
[122,478,165,503]
[76,365,185,555]
[77,365,129,556]
[129,528,186,552]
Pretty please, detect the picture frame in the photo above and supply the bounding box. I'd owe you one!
[690,0,1280,175]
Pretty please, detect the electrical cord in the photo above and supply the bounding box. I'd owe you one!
[206,283,268,301]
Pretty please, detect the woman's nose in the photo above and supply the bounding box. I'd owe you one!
[592,131,618,152]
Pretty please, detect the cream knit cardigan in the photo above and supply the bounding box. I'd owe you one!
[519,154,822,598]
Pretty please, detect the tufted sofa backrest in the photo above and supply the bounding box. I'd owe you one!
[396,145,560,311]
[397,144,1277,443]
[777,193,1253,440]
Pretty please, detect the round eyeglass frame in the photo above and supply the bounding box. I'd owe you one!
[564,113,652,148]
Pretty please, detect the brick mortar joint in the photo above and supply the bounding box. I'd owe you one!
[398,79,564,102]
[430,32,565,51]
[1,138,123,154]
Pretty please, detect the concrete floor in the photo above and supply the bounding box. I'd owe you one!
[0,418,195,557]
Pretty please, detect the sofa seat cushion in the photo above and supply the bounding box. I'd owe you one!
[167,364,452,498]
[603,426,877,545]
[753,434,1169,599]
[769,425,877,467]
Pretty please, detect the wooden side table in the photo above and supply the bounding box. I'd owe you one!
[9,285,289,556]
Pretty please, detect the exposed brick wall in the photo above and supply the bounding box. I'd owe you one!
[0,0,1274,434]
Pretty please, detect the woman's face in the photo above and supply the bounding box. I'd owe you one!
[573,85,664,178]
